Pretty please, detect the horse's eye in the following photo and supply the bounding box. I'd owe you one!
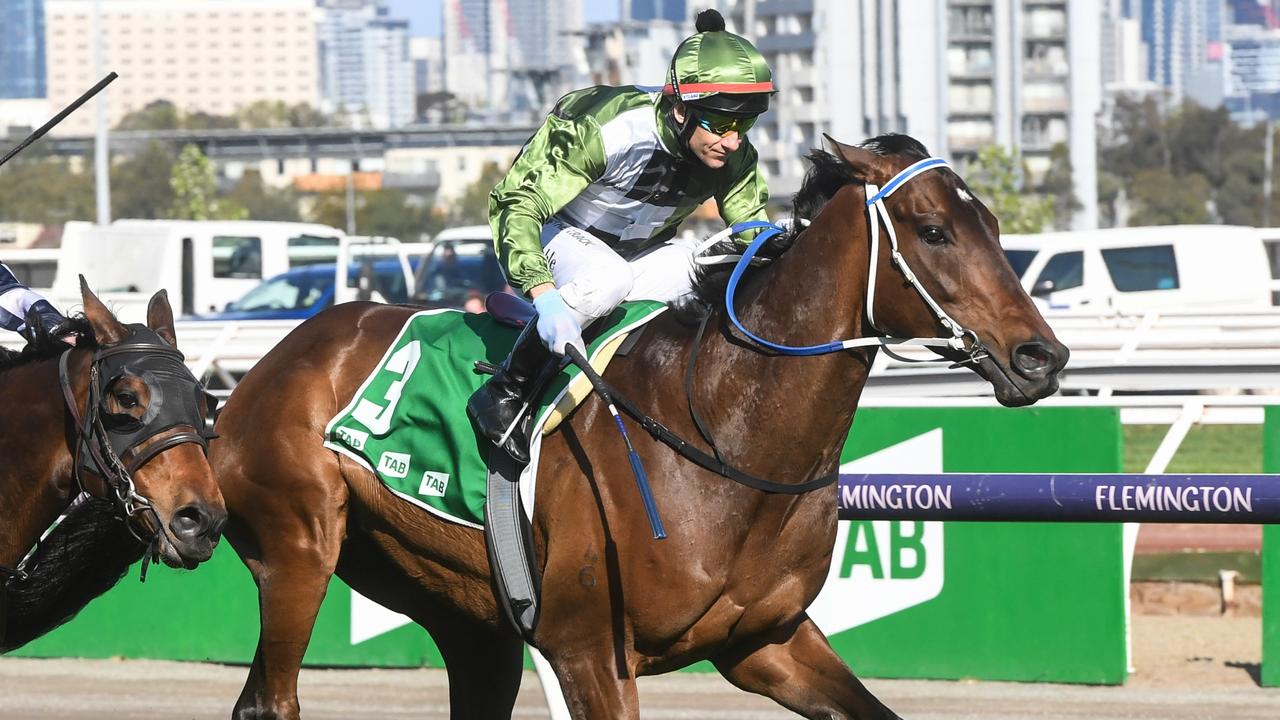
[920,226,947,246]
[116,391,139,409]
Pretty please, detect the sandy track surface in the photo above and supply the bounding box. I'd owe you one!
[0,615,1274,719]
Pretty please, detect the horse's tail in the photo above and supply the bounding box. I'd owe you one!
[1,497,146,653]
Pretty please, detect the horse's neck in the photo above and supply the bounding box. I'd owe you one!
[696,198,875,480]
[0,361,78,567]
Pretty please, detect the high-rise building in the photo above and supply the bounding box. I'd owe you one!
[1221,24,1280,122]
[1102,8,1150,91]
[580,15,686,89]
[317,0,415,128]
[628,0,686,23]
[444,0,584,117]
[1138,0,1209,98]
[411,36,445,121]
[713,0,1099,228]
[45,0,319,134]
[1229,0,1280,28]
[0,0,46,99]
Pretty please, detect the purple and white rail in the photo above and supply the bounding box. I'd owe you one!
[837,474,1280,524]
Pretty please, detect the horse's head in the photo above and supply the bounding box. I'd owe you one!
[825,134,1068,406]
[76,278,227,568]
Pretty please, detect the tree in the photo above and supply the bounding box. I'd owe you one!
[111,141,178,219]
[225,170,301,221]
[1098,94,1269,227]
[1096,170,1124,228]
[307,187,442,241]
[449,162,507,225]
[116,100,183,131]
[286,104,330,129]
[185,111,240,131]
[965,145,1054,234]
[0,157,95,224]
[1038,143,1080,230]
[1128,168,1211,225]
[236,101,331,130]
[168,144,247,221]
[359,189,439,240]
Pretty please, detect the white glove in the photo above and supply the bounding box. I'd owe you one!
[532,289,586,357]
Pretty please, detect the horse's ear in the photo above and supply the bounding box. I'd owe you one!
[147,289,178,346]
[823,133,888,180]
[80,275,128,345]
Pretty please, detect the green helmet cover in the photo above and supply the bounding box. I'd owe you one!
[665,29,774,117]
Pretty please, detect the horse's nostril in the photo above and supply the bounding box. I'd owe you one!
[1012,341,1057,379]
[170,504,210,540]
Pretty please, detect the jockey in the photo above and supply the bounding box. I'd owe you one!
[0,262,72,344]
[468,9,774,463]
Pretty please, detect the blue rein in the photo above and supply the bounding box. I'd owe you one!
[724,220,849,356]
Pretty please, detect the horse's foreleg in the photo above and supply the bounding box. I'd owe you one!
[234,555,337,720]
[542,649,640,720]
[226,494,345,720]
[712,615,901,720]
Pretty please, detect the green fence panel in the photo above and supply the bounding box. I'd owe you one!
[16,406,1125,683]
[1263,407,1280,687]
[825,406,1126,684]
[13,546,445,667]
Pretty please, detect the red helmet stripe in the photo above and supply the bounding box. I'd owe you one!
[662,81,774,96]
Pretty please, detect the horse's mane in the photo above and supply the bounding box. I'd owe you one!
[1,496,147,652]
[677,133,931,319]
[0,315,95,374]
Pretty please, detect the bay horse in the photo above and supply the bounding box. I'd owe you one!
[0,280,226,651]
[213,134,1068,719]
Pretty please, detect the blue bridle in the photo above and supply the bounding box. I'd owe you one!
[719,157,983,362]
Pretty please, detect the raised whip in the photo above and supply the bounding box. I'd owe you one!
[0,72,118,170]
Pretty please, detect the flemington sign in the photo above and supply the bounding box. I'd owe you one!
[838,473,1279,523]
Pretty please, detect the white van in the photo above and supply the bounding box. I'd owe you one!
[1001,225,1275,312]
[51,220,348,320]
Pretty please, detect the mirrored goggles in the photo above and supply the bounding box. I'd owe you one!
[696,112,756,138]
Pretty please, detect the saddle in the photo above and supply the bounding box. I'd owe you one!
[324,294,665,641]
[485,291,536,328]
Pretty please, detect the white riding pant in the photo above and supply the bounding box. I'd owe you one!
[538,220,699,328]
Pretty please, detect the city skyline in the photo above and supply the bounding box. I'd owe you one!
[387,0,619,36]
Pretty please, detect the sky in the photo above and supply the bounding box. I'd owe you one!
[385,0,621,37]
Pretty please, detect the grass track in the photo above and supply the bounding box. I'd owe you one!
[1123,424,1261,474]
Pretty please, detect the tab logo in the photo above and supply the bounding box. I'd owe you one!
[336,427,368,451]
[377,451,411,479]
[419,471,450,497]
[808,429,946,636]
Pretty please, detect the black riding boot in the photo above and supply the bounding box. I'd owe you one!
[467,320,561,465]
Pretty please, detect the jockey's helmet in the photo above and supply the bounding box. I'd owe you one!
[663,9,775,119]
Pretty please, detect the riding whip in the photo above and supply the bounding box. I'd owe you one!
[0,72,118,170]
[564,345,667,540]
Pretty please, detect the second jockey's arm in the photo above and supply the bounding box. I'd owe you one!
[489,113,607,297]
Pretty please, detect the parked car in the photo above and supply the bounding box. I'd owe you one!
[412,239,510,311]
[54,219,346,321]
[189,257,419,321]
[1001,225,1275,312]
[410,226,512,311]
